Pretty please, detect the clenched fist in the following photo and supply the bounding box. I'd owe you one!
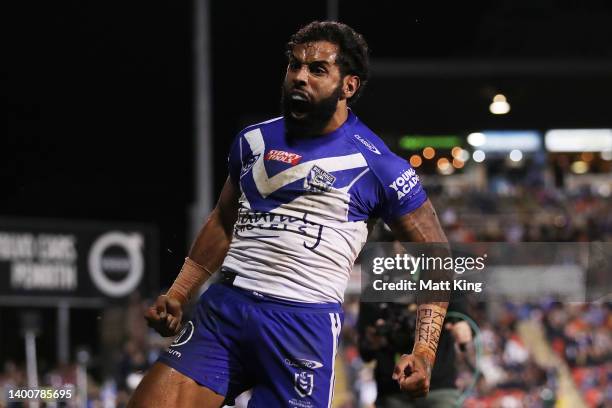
[392,353,432,398]
[145,294,184,337]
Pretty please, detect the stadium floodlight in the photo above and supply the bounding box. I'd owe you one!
[473,150,486,163]
[423,147,436,159]
[409,155,423,168]
[489,94,510,115]
[436,158,454,175]
[509,149,523,162]
[469,131,541,153]
[467,132,486,147]
[570,161,589,174]
[545,129,612,152]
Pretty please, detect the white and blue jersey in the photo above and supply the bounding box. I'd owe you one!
[223,110,427,303]
[160,111,427,407]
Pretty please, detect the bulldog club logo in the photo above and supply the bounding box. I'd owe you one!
[304,165,336,193]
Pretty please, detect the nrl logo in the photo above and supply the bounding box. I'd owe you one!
[304,165,336,193]
[294,371,314,397]
[241,153,260,177]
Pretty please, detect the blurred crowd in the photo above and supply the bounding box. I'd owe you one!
[432,186,612,243]
[544,302,612,407]
[1,184,611,407]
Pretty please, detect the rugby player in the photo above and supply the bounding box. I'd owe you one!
[129,21,449,408]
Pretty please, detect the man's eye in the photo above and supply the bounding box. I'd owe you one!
[310,65,326,74]
[289,61,301,70]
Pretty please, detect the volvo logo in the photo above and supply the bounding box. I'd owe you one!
[88,232,144,297]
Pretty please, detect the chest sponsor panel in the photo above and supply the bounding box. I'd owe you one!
[265,150,302,165]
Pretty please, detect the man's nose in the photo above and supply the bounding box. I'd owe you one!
[293,66,308,86]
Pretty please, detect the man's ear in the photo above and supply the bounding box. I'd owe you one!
[343,75,360,99]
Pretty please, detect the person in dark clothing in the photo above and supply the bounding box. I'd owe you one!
[359,298,473,408]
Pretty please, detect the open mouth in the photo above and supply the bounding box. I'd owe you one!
[289,91,311,115]
[290,92,309,102]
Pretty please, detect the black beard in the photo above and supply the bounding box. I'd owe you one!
[281,84,343,137]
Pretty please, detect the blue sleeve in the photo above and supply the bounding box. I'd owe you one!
[227,133,242,187]
[373,152,427,223]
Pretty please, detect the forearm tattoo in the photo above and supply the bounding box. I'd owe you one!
[414,304,447,364]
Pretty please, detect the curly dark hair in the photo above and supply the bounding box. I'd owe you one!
[286,21,370,105]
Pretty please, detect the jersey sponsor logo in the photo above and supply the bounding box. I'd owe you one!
[170,321,194,347]
[265,150,302,165]
[234,208,325,251]
[304,165,336,193]
[165,348,182,358]
[389,168,420,199]
[284,358,324,369]
[294,371,315,397]
[353,134,381,155]
[241,153,260,177]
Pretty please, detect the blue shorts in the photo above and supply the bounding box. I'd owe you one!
[158,283,343,408]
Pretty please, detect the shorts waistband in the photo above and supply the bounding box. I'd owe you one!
[216,268,342,313]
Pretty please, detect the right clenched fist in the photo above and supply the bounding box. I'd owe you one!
[145,295,184,337]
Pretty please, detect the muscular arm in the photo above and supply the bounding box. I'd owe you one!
[387,199,450,396]
[388,199,446,243]
[146,178,240,336]
[167,177,241,303]
[187,177,241,271]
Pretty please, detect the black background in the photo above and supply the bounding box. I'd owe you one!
[3,0,612,288]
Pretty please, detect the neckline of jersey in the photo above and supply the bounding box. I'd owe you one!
[287,110,358,146]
